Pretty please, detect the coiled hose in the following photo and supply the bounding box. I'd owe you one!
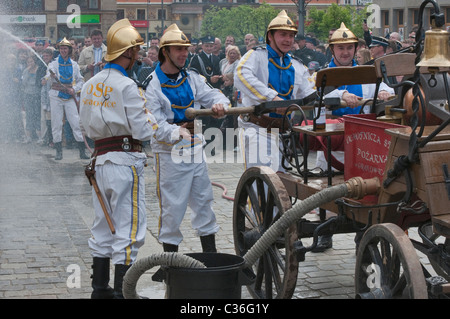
[122,252,206,299]
[122,176,379,299]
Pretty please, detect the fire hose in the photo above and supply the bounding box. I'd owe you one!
[122,176,380,299]
[243,176,380,267]
[122,252,206,299]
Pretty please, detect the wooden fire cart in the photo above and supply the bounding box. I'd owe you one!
[230,49,450,298]
[186,0,450,299]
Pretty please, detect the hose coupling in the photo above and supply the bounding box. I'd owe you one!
[345,177,380,200]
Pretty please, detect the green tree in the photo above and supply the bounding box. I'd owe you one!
[305,4,366,42]
[200,3,281,45]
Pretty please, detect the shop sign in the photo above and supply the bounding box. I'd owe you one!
[56,15,100,24]
[0,15,46,24]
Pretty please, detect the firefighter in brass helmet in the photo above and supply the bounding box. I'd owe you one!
[234,10,316,174]
[313,23,395,252]
[79,19,158,299]
[144,24,229,253]
[46,37,88,160]
[327,22,394,113]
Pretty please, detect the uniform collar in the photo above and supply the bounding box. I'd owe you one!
[104,63,128,76]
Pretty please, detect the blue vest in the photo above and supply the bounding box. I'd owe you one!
[57,55,73,99]
[328,59,363,116]
[267,45,295,118]
[155,65,195,123]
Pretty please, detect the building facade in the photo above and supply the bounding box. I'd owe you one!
[0,0,341,45]
[371,0,450,38]
[0,0,117,44]
[117,0,341,44]
[0,0,448,45]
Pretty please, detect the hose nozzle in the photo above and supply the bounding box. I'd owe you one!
[345,177,380,200]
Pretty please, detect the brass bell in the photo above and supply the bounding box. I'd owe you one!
[417,21,450,71]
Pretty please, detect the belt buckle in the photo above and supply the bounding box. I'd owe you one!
[122,137,132,151]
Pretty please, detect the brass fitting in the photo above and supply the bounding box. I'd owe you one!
[345,177,381,200]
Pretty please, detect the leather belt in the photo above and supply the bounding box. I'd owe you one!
[243,114,288,132]
[94,135,142,156]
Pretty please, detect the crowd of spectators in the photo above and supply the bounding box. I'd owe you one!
[0,23,418,150]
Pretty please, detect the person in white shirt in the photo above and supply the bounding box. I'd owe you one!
[78,29,107,81]
[145,24,229,253]
[316,23,394,173]
[79,19,158,299]
[46,38,87,160]
[313,23,394,252]
[234,10,316,174]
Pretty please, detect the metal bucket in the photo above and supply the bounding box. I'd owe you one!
[154,252,255,299]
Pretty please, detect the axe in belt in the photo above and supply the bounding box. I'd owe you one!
[85,160,116,234]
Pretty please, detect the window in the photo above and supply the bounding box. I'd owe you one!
[117,9,125,20]
[23,0,43,10]
[3,0,44,11]
[57,0,100,11]
[398,10,404,26]
[137,9,146,21]
[158,9,166,21]
[412,9,419,25]
[382,10,389,27]
[89,0,99,9]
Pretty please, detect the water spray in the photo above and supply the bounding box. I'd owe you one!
[0,27,47,67]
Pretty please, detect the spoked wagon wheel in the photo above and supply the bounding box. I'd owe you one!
[419,222,450,282]
[355,223,428,299]
[233,166,298,299]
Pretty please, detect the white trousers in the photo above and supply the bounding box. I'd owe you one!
[155,152,219,246]
[89,160,147,265]
[315,150,345,171]
[49,95,84,143]
[238,117,287,173]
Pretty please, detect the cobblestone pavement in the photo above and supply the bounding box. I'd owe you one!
[0,142,434,299]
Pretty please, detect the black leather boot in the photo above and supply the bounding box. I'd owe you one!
[200,234,217,253]
[91,257,114,299]
[46,120,53,145]
[163,243,178,252]
[78,141,90,159]
[54,142,63,160]
[152,243,179,282]
[113,264,131,299]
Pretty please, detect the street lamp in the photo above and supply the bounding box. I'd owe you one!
[161,0,164,37]
[147,0,150,46]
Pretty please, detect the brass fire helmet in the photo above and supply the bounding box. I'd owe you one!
[58,37,72,48]
[329,23,358,45]
[105,19,144,62]
[265,10,298,43]
[58,37,73,54]
[158,23,191,62]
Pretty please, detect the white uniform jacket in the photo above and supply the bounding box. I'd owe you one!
[79,66,158,166]
[324,82,395,114]
[46,59,84,98]
[145,70,230,154]
[234,46,316,108]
